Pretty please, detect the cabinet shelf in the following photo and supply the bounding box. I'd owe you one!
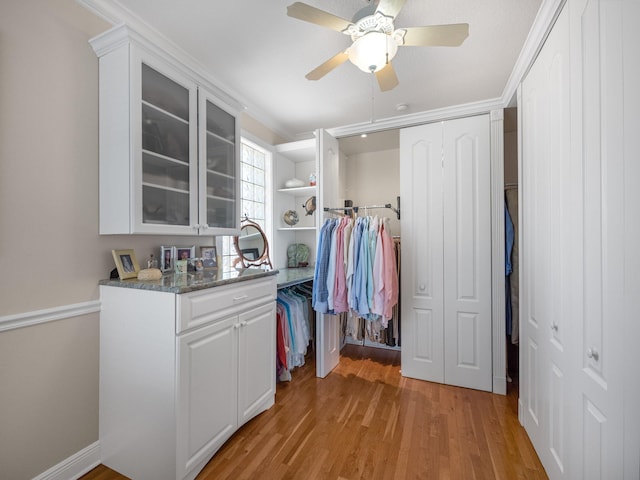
[206,194,234,202]
[206,129,234,146]
[142,182,189,195]
[277,186,316,196]
[142,99,189,125]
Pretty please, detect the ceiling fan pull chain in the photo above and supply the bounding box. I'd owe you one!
[370,72,376,123]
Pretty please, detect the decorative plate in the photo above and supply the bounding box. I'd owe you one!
[283,209,300,226]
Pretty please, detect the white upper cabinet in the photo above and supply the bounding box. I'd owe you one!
[90,25,240,235]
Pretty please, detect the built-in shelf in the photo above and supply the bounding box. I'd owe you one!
[277,226,316,231]
[277,186,316,196]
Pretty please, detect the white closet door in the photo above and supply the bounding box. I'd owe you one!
[316,129,341,378]
[569,0,629,476]
[442,115,492,392]
[400,121,445,383]
[521,5,573,477]
[400,116,492,390]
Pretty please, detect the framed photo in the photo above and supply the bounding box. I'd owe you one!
[200,246,218,268]
[241,248,260,261]
[112,249,140,280]
[176,246,195,262]
[160,245,174,273]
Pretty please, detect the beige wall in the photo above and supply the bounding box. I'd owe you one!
[0,1,285,478]
[343,148,401,236]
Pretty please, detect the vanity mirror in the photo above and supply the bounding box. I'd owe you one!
[234,218,272,269]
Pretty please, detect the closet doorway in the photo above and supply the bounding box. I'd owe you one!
[337,129,402,352]
[336,112,511,395]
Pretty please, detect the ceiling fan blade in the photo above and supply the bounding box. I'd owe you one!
[287,2,353,32]
[375,63,399,91]
[375,0,407,19]
[401,23,469,47]
[305,51,350,80]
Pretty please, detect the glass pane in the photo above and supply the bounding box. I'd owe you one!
[242,147,253,166]
[142,104,189,162]
[206,135,234,176]
[142,153,190,191]
[206,101,235,141]
[142,185,189,225]
[253,151,265,170]
[242,163,254,184]
[206,171,235,199]
[141,64,189,121]
[207,197,235,228]
[254,202,265,221]
[242,182,253,201]
[254,167,265,186]
[242,200,255,220]
[255,185,265,203]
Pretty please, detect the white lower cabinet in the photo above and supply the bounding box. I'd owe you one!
[99,276,276,480]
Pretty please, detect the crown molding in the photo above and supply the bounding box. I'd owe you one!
[328,96,504,138]
[500,0,566,106]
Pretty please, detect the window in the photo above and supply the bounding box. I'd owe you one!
[221,137,272,268]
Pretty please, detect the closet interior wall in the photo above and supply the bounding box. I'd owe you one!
[337,135,401,350]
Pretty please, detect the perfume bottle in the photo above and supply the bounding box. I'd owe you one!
[147,253,158,269]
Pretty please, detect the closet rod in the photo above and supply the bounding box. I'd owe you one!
[323,196,401,220]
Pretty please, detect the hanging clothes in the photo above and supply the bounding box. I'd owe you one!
[277,284,313,381]
[505,202,515,337]
[505,188,520,344]
[312,216,399,337]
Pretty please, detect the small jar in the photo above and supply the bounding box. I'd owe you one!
[309,173,316,186]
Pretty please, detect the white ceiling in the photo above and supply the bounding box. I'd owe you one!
[82,0,542,143]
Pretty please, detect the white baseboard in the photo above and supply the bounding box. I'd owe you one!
[32,441,100,480]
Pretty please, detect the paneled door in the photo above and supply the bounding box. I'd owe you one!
[400,115,492,392]
[521,5,573,477]
[316,129,341,378]
[569,0,629,476]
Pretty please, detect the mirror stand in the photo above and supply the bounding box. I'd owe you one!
[234,217,273,269]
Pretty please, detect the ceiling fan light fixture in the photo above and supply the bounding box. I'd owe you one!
[347,31,398,73]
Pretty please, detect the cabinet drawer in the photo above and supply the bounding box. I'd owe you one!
[177,277,276,333]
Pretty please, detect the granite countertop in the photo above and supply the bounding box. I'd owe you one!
[275,266,314,289]
[99,266,279,294]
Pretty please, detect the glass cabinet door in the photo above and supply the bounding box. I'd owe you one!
[140,63,195,228]
[199,91,239,233]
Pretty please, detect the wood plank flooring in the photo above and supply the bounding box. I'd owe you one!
[81,344,546,480]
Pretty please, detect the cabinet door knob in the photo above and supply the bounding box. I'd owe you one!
[587,347,600,361]
[418,284,426,292]
[551,323,558,332]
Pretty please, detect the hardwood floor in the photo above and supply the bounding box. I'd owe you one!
[82,344,546,480]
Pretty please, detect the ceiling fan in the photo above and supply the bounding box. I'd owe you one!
[287,0,469,91]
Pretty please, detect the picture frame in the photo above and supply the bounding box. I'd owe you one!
[175,246,196,262]
[200,246,218,268]
[112,249,140,280]
[160,246,174,273]
[241,248,260,261]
